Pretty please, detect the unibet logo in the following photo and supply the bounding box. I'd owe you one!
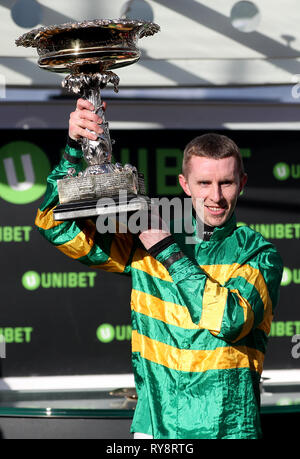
[0,141,50,204]
[281,267,300,286]
[22,271,40,291]
[96,324,115,343]
[281,267,293,286]
[273,162,300,181]
[96,323,132,343]
[273,162,290,181]
[22,271,97,290]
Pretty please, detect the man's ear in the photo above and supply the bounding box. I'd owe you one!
[239,173,248,194]
[178,174,191,196]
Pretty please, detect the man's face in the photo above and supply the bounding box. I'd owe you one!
[179,155,247,227]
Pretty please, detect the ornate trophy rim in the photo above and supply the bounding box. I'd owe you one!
[15,18,160,48]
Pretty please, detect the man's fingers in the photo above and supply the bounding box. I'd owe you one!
[69,115,102,141]
[74,117,103,134]
[74,126,98,141]
[69,109,103,138]
[77,98,106,117]
[74,104,104,127]
[77,98,94,111]
[76,109,102,123]
[69,122,100,140]
[69,98,106,140]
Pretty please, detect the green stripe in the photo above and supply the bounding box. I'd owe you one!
[174,223,274,265]
[131,266,206,324]
[155,242,182,263]
[237,328,268,354]
[218,292,247,342]
[41,221,82,246]
[134,312,192,349]
[78,241,111,266]
[169,256,205,284]
[79,233,132,273]
[65,144,83,159]
[247,255,282,308]
[133,311,223,350]
[133,309,267,353]
[131,268,182,304]
[134,359,262,439]
[226,275,266,326]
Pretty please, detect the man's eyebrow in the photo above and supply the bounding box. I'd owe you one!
[196,178,234,183]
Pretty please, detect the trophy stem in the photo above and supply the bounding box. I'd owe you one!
[62,71,120,174]
[81,84,112,171]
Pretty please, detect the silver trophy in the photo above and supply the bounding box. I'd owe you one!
[16,19,160,220]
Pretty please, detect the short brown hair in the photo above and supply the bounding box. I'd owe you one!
[182,133,245,177]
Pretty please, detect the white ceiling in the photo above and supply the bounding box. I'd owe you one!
[0,0,300,88]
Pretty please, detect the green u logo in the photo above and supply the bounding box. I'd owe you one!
[273,162,290,181]
[0,141,50,204]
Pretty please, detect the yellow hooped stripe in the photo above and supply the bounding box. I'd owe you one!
[91,233,133,273]
[199,279,228,333]
[132,330,264,374]
[131,258,271,321]
[193,263,272,335]
[35,207,63,230]
[200,264,238,285]
[223,264,272,334]
[131,270,271,341]
[132,248,173,282]
[58,222,96,259]
[201,263,271,310]
[131,289,199,329]
[37,206,133,272]
[131,261,271,336]
[230,289,255,342]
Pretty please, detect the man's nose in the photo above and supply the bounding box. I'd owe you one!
[211,184,223,202]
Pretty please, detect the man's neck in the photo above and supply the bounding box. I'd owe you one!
[203,223,214,241]
[192,208,215,241]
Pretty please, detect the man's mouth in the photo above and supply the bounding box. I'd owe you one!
[206,206,226,216]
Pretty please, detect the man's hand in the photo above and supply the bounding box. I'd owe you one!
[139,229,171,251]
[69,98,106,142]
[138,205,172,251]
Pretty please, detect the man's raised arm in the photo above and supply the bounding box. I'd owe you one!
[35,98,134,276]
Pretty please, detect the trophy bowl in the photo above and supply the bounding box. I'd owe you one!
[16,19,159,73]
[16,19,160,221]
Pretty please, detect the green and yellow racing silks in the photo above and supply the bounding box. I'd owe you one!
[35,145,283,439]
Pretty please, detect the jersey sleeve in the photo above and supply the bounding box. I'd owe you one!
[155,241,283,343]
[35,144,134,275]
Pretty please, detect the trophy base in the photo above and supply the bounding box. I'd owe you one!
[53,194,151,221]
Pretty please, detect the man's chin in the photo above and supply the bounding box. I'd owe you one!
[204,211,228,228]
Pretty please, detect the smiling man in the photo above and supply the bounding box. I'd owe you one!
[180,135,247,227]
[136,133,282,439]
[140,133,248,250]
[35,100,283,439]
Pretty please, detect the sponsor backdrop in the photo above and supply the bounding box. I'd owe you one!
[0,128,299,377]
